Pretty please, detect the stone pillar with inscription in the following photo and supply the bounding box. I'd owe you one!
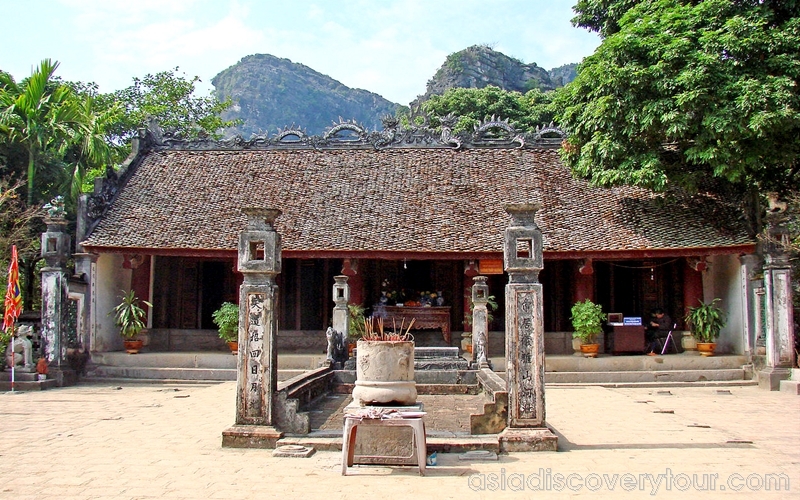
[39,207,77,387]
[222,208,284,448]
[758,251,795,390]
[498,203,557,452]
[470,276,491,369]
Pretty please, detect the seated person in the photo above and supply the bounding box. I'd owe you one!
[645,308,672,355]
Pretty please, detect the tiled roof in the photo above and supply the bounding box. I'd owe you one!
[81,147,753,255]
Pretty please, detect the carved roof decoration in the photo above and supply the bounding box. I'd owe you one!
[137,115,566,153]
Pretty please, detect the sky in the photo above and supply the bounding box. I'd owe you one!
[0,0,600,105]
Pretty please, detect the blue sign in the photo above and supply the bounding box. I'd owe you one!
[623,317,642,326]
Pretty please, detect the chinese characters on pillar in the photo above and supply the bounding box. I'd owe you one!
[514,290,537,420]
[245,293,265,417]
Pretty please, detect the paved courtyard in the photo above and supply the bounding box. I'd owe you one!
[0,381,797,499]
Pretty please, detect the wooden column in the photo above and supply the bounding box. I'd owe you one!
[573,259,594,303]
[683,258,704,323]
[342,259,364,306]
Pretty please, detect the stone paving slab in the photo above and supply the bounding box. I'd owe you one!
[0,381,797,499]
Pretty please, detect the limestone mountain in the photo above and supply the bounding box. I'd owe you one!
[411,45,572,108]
[212,54,402,137]
[548,63,579,87]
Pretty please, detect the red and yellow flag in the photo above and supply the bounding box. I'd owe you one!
[3,245,22,332]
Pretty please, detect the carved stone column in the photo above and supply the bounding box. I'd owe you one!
[758,251,795,390]
[40,215,76,387]
[222,208,283,447]
[470,275,491,369]
[498,203,557,452]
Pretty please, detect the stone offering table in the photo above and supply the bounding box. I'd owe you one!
[382,306,451,344]
[341,409,427,476]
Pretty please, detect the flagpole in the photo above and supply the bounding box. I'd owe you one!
[9,328,14,393]
[4,245,22,393]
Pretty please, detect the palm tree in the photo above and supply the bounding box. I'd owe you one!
[64,95,121,201]
[0,59,87,205]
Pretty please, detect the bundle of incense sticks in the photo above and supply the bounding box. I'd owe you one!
[361,316,415,341]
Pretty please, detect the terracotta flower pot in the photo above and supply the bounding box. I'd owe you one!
[124,339,143,354]
[227,341,238,355]
[580,343,600,358]
[696,342,716,357]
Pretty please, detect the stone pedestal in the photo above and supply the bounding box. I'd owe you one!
[221,425,283,449]
[758,366,792,392]
[498,428,558,452]
[222,208,284,448]
[499,204,557,451]
[680,331,699,355]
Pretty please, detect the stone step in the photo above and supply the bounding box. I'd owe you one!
[86,365,236,381]
[0,371,41,382]
[544,354,749,372]
[549,380,758,389]
[545,368,749,384]
[0,379,59,391]
[779,380,800,395]
[84,352,753,384]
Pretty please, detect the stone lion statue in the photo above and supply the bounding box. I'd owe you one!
[5,325,34,372]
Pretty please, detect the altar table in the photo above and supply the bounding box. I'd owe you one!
[380,306,451,345]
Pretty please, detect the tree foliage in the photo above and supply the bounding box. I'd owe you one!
[559,0,800,203]
[421,85,563,133]
[0,59,89,205]
[106,68,237,148]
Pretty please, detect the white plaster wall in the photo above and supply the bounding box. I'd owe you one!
[92,253,130,352]
[704,254,745,354]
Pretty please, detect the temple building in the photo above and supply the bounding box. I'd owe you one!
[76,119,756,356]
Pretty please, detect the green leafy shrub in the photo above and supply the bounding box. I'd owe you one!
[112,290,151,339]
[570,299,607,344]
[686,298,726,343]
[212,302,239,342]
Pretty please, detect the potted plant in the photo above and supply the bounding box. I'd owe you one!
[685,298,726,357]
[571,299,607,358]
[36,358,48,381]
[112,290,151,354]
[212,302,239,354]
[347,304,367,355]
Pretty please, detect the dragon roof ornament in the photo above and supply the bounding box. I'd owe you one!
[139,114,566,152]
